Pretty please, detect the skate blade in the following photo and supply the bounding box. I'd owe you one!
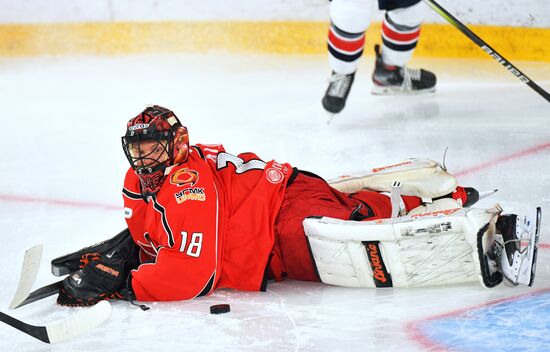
[517,224,539,286]
[371,85,436,96]
[525,207,542,286]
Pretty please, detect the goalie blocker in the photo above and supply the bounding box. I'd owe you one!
[304,206,541,289]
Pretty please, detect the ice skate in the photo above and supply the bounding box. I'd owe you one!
[371,44,436,95]
[322,71,355,114]
[491,208,541,286]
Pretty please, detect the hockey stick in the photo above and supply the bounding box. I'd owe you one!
[12,229,132,309]
[9,246,44,309]
[422,0,550,103]
[9,244,63,309]
[0,300,111,343]
[12,281,63,309]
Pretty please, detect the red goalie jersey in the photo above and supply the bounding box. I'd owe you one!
[123,144,293,301]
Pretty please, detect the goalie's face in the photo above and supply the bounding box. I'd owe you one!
[122,105,188,197]
[128,139,170,170]
[122,133,174,197]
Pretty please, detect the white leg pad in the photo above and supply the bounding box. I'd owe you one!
[328,158,457,198]
[304,206,502,288]
[408,198,463,216]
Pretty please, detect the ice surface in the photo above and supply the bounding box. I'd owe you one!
[0,53,549,351]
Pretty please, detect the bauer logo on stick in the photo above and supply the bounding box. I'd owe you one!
[481,45,530,84]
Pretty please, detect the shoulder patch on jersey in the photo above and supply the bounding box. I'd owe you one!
[266,167,284,184]
[124,207,133,219]
[265,162,288,184]
[170,168,199,187]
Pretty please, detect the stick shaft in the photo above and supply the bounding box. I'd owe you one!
[0,311,49,343]
[422,0,550,102]
[13,281,63,309]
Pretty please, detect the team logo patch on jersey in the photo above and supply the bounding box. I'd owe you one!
[124,207,133,219]
[266,167,284,184]
[170,168,199,187]
[174,188,206,204]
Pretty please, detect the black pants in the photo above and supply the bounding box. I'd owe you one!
[329,0,422,11]
[379,0,421,11]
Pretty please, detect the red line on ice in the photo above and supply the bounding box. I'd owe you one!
[454,141,550,177]
[0,141,549,214]
[0,193,120,211]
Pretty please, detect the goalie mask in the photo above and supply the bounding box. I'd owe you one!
[122,105,189,196]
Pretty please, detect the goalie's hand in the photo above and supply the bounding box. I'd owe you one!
[57,256,135,307]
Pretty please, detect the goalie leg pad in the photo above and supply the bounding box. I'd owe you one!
[475,223,503,288]
[304,206,513,288]
[407,198,463,216]
[328,158,457,198]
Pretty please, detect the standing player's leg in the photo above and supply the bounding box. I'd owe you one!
[323,0,373,114]
[372,0,437,94]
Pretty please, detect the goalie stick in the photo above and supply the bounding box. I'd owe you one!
[11,229,133,309]
[9,244,63,309]
[9,244,62,310]
[4,247,112,343]
[9,246,43,309]
[422,0,550,103]
[12,281,63,309]
[0,300,112,343]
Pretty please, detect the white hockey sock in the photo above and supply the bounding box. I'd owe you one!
[328,0,372,74]
[381,1,428,67]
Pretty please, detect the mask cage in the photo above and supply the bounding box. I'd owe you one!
[122,131,174,174]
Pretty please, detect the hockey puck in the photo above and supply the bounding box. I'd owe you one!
[210,304,231,314]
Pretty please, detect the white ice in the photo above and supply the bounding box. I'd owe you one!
[0,53,549,351]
